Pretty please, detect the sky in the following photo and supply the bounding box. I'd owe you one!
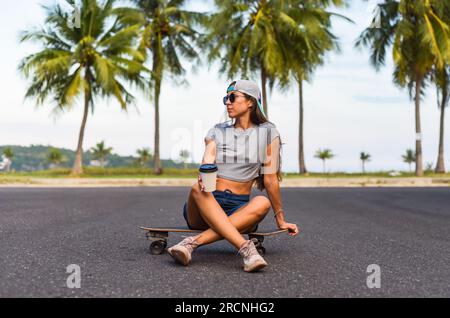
[0,0,448,173]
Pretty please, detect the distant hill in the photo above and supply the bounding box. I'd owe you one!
[0,145,197,171]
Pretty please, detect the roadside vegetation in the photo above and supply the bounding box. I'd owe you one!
[2,1,449,178]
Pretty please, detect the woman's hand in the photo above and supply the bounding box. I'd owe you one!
[277,220,299,237]
[198,174,205,192]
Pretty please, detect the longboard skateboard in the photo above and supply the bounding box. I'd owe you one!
[140,226,289,256]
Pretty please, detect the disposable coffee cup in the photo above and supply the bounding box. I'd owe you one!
[199,164,218,192]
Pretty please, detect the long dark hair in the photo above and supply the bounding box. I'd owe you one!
[227,81,284,191]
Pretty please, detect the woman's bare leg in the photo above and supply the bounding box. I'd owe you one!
[186,186,209,229]
[193,196,271,246]
[188,185,248,249]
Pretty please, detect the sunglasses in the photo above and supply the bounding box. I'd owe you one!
[223,93,246,105]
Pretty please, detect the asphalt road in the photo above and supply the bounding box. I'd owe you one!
[0,187,449,297]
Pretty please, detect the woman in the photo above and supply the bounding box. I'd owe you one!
[168,80,299,272]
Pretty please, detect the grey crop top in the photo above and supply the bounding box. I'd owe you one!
[205,121,281,182]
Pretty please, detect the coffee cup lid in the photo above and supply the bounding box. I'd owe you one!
[199,164,218,173]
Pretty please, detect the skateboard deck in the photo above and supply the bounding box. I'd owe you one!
[140,226,289,255]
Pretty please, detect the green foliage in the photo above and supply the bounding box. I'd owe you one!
[205,0,289,88]
[3,147,14,159]
[356,0,450,177]
[114,0,205,87]
[280,0,350,86]
[402,148,416,172]
[314,148,335,160]
[0,145,195,172]
[356,0,450,96]
[360,152,371,173]
[18,0,150,174]
[72,166,198,177]
[433,4,450,108]
[90,140,113,167]
[136,148,153,167]
[360,152,371,161]
[47,148,65,166]
[402,149,416,163]
[0,166,199,178]
[19,0,149,111]
[114,0,205,173]
[314,148,335,173]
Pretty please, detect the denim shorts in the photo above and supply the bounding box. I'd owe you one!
[183,189,251,230]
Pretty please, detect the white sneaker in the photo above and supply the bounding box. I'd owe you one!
[167,236,200,266]
[238,240,268,272]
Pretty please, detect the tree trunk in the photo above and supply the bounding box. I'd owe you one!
[153,79,162,175]
[152,48,163,175]
[298,79,307,174]
[261,68,268,119]
[71,86,90,175]
[362,161,365,174]
[323,160,326,174]
[435,86,447,173]
[414,75,424,177]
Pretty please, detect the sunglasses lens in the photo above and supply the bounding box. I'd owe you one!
[223,93,236,105]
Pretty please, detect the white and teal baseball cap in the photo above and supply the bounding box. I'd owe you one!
[227,80,266,117]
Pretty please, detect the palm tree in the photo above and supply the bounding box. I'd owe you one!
[136,147,152,167]
[2,147,14,172]
[19,0,148,175]
[90,141,113,168]
[278,0,349,174]
[402,149,416,173]
[360,152,371,173]
[314,148,335,173]
[3,147,14,160]
[433,3,450,173]
[115,0,205,175]
[47,148,65,168]
[356,0,450,177]
[179,149,190,169]
[434,66,450,174]
[206,0,295,118]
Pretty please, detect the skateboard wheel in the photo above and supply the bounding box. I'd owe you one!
[149,240,166,255]
[251,238,263,248]
[250,237,260,245]
[249,235,264,244]
[256,246,266,256]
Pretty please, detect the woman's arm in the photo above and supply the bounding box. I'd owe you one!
[264,176,299,236]
[198,138,217,192]
[264,175,285,222]
[263,138,299,236]
[202,138,216,164]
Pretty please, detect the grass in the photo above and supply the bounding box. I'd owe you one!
[1,167,450,179]
[0,177,35,184]
[0,167,198,178]
[283,171,450,178]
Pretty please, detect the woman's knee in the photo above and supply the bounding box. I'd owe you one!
[191,183,215,200]
[252,196,271,217]
[190,183,202,197]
